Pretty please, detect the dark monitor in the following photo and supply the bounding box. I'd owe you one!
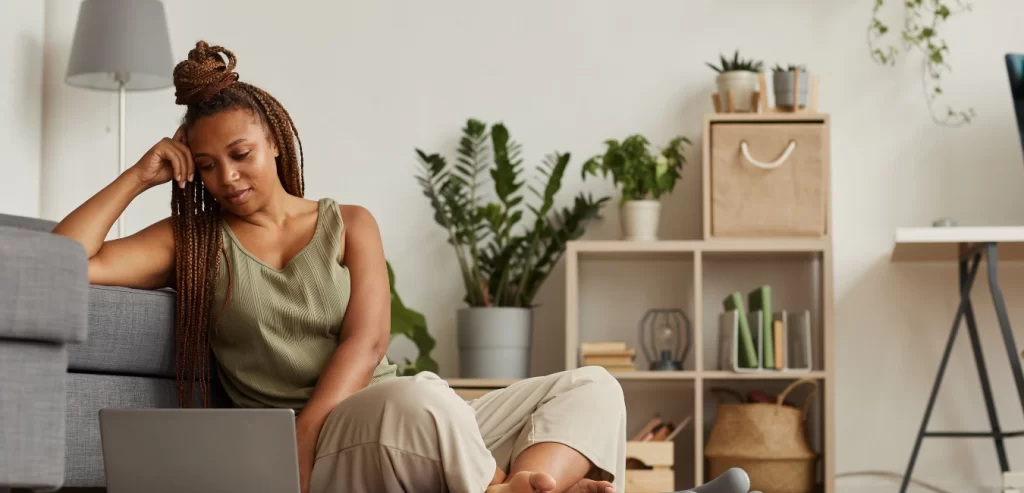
[1008,54,1024,157]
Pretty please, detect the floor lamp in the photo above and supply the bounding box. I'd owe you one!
[65,0,174,239]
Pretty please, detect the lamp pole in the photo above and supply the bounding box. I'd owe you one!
[116,71,128,239]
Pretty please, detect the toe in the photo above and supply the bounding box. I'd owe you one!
[529,472,557,492]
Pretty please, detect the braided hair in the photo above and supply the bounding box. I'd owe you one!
[170,41,304,407]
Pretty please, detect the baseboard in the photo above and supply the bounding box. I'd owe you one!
[836,476,1001,493]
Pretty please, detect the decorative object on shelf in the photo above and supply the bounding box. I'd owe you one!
[753,67,819,114]
[705,115,828,238]
[416,118,610,379]
[387,261,438,377]
[719,306,813,373]
[637,308,692,371]
[65,0,175,239]
[579,341,636,372]
[866,0,975,126]
[625,412,690,493]
[581,134,691,241]
[705,378,819,493]
[748,286,774,369]
[771,64,811,110]
[706,50,764,113]
[931,217,957,227]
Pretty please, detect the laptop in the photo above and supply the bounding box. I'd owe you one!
[99,408,301,493]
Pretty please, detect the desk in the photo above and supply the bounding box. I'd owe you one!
[892,227,1024,493]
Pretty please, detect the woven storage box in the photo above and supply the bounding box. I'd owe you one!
[710,122,827,237]
[704,379,818,493]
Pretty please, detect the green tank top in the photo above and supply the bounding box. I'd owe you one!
[210,197,397,410]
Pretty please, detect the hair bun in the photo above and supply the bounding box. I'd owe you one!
[173,41,240,105]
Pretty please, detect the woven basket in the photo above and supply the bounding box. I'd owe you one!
[704,378,818,493]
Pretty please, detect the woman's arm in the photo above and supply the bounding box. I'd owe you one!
[294,204,391,492]
[300,205,390,422]
[51,130,194,289]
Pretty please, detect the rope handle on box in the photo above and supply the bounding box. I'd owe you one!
[740,139,796,169]
[777,377,819,421]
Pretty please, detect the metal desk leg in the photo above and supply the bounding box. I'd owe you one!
[899,253,981,493]
[901,243,1024,493]
[965,251,1009,472]
[986,243,1024,423]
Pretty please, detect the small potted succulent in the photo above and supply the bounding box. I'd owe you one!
[706,50,764,112]
[772,64,810,109]
[581,134,691,241]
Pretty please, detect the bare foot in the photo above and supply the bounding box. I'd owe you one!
[564,478,615,493]
[485,471,557,493]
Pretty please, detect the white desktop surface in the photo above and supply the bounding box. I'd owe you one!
[892,226,1024,262]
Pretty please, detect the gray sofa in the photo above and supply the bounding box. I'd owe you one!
[1,213,225,491]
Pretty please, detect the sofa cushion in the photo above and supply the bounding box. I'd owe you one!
[64,373,182,487]
[0,212,58,232]
[64,373,232,487]
[0,225,88,344]
[68,285,176,378]
[0,340,68,490]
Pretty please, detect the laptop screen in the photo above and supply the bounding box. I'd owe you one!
[1008,54,1024,157]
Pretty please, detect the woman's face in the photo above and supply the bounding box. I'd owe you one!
[187,108,280,216]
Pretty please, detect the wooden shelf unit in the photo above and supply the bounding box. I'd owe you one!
[563,112,834,493]
[447,113,834,493]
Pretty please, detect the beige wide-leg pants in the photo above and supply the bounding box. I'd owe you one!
[309,366,627,493]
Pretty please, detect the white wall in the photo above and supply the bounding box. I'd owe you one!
[0,1,44,218]
[36,1,1024,492]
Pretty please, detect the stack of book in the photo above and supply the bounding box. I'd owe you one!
[580,341,636,372]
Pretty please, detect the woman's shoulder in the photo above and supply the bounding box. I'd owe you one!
[326,200,377,232]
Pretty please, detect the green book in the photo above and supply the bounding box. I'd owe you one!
[723,292,758,368]
[748,285,774,369]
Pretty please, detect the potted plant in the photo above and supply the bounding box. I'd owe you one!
[387,261,438,376]
[415,118,610,379]
[581,134,691,241]
[772,64,810,110]
[706,50,764,112]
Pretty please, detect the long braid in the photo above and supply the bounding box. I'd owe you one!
[170,41,305,407]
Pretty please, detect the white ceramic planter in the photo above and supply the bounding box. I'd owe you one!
[622,200,661,241]
[457,307,532,379]
[715,71,760,112]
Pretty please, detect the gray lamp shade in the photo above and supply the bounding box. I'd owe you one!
[66,0,175,91]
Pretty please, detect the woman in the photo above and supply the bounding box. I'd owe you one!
[53,41,627,493]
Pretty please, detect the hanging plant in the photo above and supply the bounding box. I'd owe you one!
[867,0,976,126]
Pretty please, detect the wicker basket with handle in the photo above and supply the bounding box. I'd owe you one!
[704,378,818,493]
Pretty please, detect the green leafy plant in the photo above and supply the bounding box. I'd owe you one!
[416,118,610,308]
[867,0,975,126]
[706,50,764,73]
[772,64,807,73]
[580,134,692,203]
[387,261,438,376]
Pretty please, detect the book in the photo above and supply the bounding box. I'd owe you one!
[580,342,628,355]
[719,310,763,372]
[748,285,774,369]
[724,292,758,368]
[773,319,784,370]
[718,311,735,371]
[583,355,635,366]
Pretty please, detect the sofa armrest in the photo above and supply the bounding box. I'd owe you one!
[0,225,88,344]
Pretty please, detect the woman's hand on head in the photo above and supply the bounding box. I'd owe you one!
[130,126,195,190]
